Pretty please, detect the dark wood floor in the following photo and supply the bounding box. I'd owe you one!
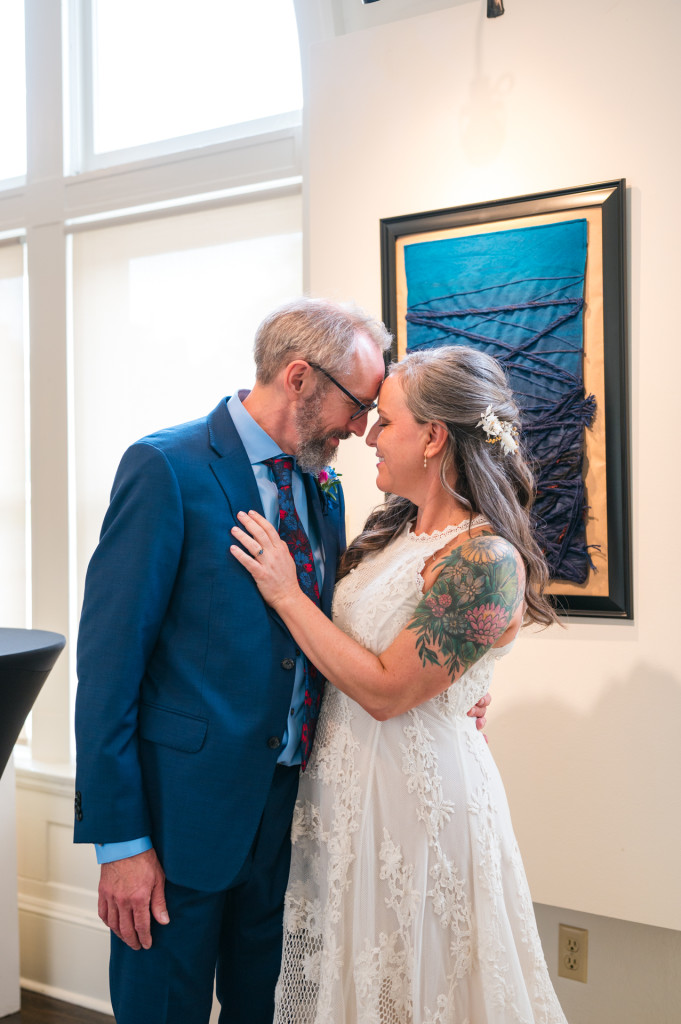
[2,990,114,1024]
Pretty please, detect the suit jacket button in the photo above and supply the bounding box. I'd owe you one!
[76,810,83,822]
[267,736,281,750]
[281,658,295,670]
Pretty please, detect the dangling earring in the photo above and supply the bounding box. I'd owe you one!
[423,450,428,470]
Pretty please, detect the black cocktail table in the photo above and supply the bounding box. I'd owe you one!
[0,628,66,776]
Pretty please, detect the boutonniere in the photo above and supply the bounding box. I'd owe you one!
[316,467,342,513]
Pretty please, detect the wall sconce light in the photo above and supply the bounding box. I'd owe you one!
[362,0,505,13]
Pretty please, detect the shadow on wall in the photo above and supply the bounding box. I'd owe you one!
[459,0,513,164]
[487,657,681,924]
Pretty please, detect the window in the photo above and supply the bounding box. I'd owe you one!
[0,0,27,184]
[0,240,28,626]
[73,0,303,169]
[71,193,303,627]
[4,0,306,763]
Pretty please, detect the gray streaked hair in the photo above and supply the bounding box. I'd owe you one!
[338,345,557,628]
[253,298,392,385]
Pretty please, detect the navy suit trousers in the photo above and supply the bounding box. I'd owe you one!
[109,764,300,1024]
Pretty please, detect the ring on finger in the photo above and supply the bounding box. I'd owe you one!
[256,548,264,556]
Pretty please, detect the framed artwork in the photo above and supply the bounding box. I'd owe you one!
[380,180,631,618]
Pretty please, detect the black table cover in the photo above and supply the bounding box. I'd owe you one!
[0,628,66,776]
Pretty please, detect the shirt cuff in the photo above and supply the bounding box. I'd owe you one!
[95,836,153,864]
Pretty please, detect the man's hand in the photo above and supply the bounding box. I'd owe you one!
[467,692,491,734]
[98,847,169,950]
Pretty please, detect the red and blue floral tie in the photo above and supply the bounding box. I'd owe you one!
[265,456,324,770]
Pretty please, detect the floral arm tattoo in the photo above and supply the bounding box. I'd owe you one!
[407,535,523,682]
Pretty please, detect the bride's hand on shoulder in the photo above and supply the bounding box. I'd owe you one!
[230,510,301,609]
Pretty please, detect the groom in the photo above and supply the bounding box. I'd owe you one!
[74,298,490,1023]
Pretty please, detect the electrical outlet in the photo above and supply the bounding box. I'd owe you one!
[557,924,588,983]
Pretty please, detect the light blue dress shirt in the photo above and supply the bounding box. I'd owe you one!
[95,393,324,864]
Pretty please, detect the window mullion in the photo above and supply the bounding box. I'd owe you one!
[24,0,71,764]
[63,0,93,177]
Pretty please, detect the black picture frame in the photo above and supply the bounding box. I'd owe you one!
[380,180,631,619]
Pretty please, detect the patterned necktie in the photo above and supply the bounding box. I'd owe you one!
[265,456,324,770]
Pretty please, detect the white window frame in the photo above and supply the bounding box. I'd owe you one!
[0,0,27,189]
[64,0,303,176]
[6,0,313,770]
[0,175,27,192]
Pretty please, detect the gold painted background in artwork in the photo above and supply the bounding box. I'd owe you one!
[395,208,608,596]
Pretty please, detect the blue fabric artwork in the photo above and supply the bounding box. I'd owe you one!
[404,218,595,583]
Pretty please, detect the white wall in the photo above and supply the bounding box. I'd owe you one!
[15,767,111,1013]
[307,0,681,933]
[0,764,20,1017]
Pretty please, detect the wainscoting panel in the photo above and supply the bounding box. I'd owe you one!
[15,767,112,1015]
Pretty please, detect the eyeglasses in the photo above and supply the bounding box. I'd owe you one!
[307,362,379,421]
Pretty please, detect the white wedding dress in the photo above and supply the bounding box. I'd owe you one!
[273,520,568,1024]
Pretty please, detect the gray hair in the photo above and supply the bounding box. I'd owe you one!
[339,345,557,628]
[253,298,392,385]
[389,345,521,509]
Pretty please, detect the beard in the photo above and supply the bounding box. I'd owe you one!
[294,390,350,475]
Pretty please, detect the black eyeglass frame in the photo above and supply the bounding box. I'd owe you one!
[307,362,379,421]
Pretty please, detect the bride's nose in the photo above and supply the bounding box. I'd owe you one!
[366,421,379,448]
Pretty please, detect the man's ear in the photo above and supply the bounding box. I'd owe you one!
[282,359,314,399]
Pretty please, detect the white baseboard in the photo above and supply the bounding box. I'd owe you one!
[15,763,112,1011]
[18,890,112,1012]
[20,976,113,1016]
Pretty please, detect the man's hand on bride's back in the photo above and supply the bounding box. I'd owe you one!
[467,692,491,733]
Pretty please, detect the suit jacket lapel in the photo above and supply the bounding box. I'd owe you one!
[206,400,300,637]
[207,399,265,522]
[208,398,340,623]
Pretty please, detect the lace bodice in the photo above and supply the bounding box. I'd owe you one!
[332,516,511,717]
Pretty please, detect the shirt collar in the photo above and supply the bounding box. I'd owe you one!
[227,391,294,468]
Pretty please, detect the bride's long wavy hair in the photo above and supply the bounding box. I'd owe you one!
[337,346,558,628]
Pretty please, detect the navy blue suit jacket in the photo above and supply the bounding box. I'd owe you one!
[74,398,345,892]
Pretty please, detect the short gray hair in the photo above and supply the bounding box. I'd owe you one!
[253,298,392,384]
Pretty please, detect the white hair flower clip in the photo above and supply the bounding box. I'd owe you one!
[476,405,519,456]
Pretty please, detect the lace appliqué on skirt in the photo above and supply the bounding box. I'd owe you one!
[274,525,568,1024]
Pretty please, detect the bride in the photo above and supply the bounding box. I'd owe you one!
[231,345,567,1023]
